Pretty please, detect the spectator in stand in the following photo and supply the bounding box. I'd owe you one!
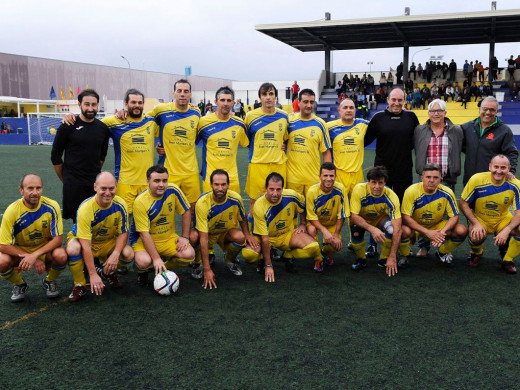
[467,61,474,84]
[387,72,394,89]
[507,55,516,81]
[442,62,449,79]
[476,62,485,82]
[515,55,520,69]
[463,60,469,78]
[342,74,351,90]
[291,81,300,102]
[421,84,431,109]
[336,81,343,97]
[405,91,413,109]
[292,96,300,113]
[404,78,414,93]
[253,99,261,109]
[453,82,461,101]
[198,99,205,115]
[435,62,443,79]
[367,92,377,110]
[431,84,440,100]
[448,59,457,82]
[438,83,446,100]
[338,92,348,103]
[510,82,519,102]
[417,63,423,79]
[461,87,470,109]
[470,82,480,102]
[425,62,432,83]
[379,73,387,89]
[409,62,417,80]
[205,105,215,116]
[445,85,455,102]
[233,98,245,118]
[490,56,499,81]
[205,100,213,113]
[396,62,404,84]
[367,74,375,91]
[412,88,422,109]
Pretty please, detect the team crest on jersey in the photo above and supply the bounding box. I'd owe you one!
[504,197,510,204]
[355,127,360,135]
[279,123,283,131]
[310,129,315,137]
[287,209,291,216]
[437,203,442,211]
[231,130,236,139]
[114,217,119,226]
[229,212,233,220]
[42,220,48,229]
[190,120,195,129]
[168,202,172,212]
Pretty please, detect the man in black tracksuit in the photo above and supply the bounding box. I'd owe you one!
[461,96,518,185]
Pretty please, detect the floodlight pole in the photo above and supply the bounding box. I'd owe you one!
[121,55,131,88]
[411,47,431,65]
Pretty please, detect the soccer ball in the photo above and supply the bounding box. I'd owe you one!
[153,271,180,296]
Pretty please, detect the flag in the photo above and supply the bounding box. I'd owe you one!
[49,86,56,99]
[77,86,81,96]
[60,86,65,100]
[69,85,73,98]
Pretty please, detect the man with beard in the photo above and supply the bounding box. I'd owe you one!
[51,89,110,222]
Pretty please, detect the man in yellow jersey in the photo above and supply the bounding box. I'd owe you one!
[244,83,289,215]
[241,173,321,281]
[197,86,249,194]
[306,162,349,272]
[326,98,369,195]
[349,166,408,277]
[286,89,331,195]
[459,155,520,274]
[66,172,133,302]
[193,169,258,289]
[132,165,195,287]
[0,174,67,302]
[401,163,467,267]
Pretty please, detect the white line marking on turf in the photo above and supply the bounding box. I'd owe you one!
[0,297,67,331]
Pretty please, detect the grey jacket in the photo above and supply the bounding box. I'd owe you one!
[461,117,518,185]
[414,118,463,184]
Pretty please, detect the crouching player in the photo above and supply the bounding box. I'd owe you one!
[349,166,408,277]
[132,165,195,286]
[401,164,467,267]
[192,169,258,289]
[0,174,67,302]
[66,172,133,302]
[242,172,321,282]
[306,162,349,272]
[459,155,520,274]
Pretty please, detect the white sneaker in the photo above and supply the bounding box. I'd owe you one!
[11,283,28,303]
[190,262,203,280]
[43,279,59,298]
[226,261,243,276]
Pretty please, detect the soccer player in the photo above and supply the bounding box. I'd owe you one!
[51,89,110,222]
[306,162,349,272]
[401,164,467,267]
[193,169,258,289]
[0,174,67,302]
[66,172,133,302]
[132,165,195,286]
[327,98,369,195]
[244,83,289,216]
[286,89,331,195]
[459,155,520,274]
[151,79,201,209]
[197,86,249,194]
[349,166,408,277]
[241,173,321,282]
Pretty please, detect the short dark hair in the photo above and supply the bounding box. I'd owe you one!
[299,88,315,101]
[422,163,442,174]
[124,88,145,103]
[366,166,388,182]
[215,86,235,101]
[146,165,168,179]
[78,89,99,103]
[265,172,284,188]
[19,173,42,189]
[258,82,278,98]
[320,162,336,174]
[174,79,191,92]
[210,169,229,184]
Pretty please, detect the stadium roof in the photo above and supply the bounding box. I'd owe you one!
[255,9,520,52]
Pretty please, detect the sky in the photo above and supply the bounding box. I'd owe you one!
[5,0,520,81]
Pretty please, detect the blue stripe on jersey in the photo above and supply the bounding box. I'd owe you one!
[411,189,458,216]
[148,187,190,222]
[208,198,242,221]
[92,201,127,234]
[289,118,331,149]
[328,118,369,143]
[41,200,61,236]
[360,190,398,218]
[313,187,344,214]
[12,203,60,237]
[155,108,201,128]
[467,181,520,209]
[129,218,139,245]
[109,117,156,181]
[265,195,304,227]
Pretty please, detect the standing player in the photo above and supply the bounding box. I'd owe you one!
[327,98,369,195]
[197,86,249,194]
[349,166,408,277]
[193,169,258,289]
[459,155,520,274]
[132,165,195,286]
[306,163,349,272]
[0,174,67,302]
[244,83,289,216]
[51,89,110,222]
[286,89,331,195]
[66,172,133,302]
[242,173,321,280]
[401,164,467,267]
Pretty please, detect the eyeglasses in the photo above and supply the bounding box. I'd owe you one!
[428,109,445,114]
[481,107,497,113]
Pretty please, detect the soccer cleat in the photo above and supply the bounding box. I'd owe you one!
[397,256,410,269]
[314,259,324,273]
[105,273,122,289]
[502,261,517,274]
[436,251,454,267]
[117,266,129,275]
[270,248,282,262]
[190,262,203,280]
[209,253,216,267]
[366,244,378,258]
[499,243,509,260]
[285,258,297,273]
[256,258,265,274]
[226,261,243,276]
[11,283,28,303]
[377,258,387,268]
[68,284,87,303]
[137,272,149,287]
[43,278,59,298]
[323,252,334,266]
[416,247,429,258]
[467,252,481,267]
[351,258,367,271]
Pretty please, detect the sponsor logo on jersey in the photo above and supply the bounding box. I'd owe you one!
[485,200,498,211]
[421,211,433,220]
[97,226,109,237]
[215,221,226,230]
[28,230,43,241]
[343,137,355,145]
[131,134,146,145]
[320,209,331,217]
[217,138,230,149]
[263,130,275,140]
[174,127,187,138]
[75,126,84,130]
[276,220,286,230]
[294,136,306,145]
[155,216,168,226]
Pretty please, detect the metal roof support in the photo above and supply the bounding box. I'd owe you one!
[403,44,409,86]
[325,46,331,87]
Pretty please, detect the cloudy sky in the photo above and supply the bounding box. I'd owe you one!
[6,0,520,81]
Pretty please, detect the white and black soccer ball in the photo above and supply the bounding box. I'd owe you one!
[154,270,180,296]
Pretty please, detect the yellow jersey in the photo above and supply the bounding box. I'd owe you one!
[245,107,288,164]
[306,182,349,227]
[350,182,401,224]
[327,118,368,173]
[195,190,246,234]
